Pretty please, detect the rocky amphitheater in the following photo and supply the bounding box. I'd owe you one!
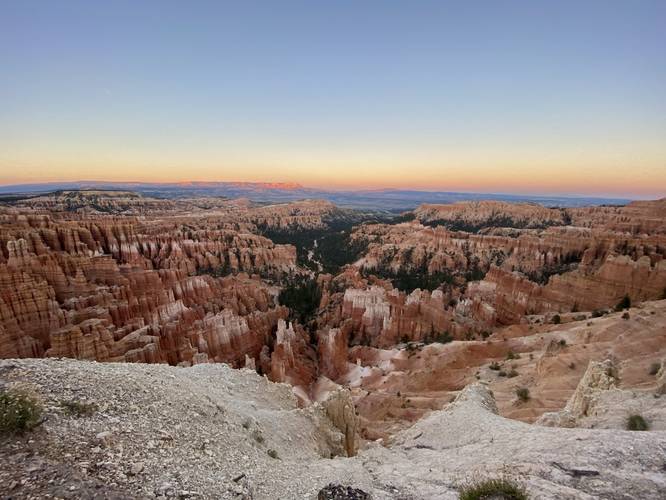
[1,191,666,499]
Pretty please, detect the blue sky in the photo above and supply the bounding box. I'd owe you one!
[1,1,665,197]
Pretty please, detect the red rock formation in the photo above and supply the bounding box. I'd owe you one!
[569,198,666,234]
[3,192,666,444]
[269,319,318,393]
[336,286,452,348]
[317,327,352,381]
[463,253,666,326]
[352,216,666,335]
[0,204,297,366]
[413,200,566,229]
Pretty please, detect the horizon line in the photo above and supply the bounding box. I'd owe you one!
[0,179,657,201]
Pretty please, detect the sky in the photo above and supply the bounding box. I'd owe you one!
[1,0,665,198]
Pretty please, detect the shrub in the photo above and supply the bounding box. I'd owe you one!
[435,331,453,344]
[621,312,630,320]
[615,294,631,311]
[489,361,501,371]
[459,478,528,500]
[568,362,576,370]
[392,211,416,223]
[591,310,604,318]
[551,314,561,325]
[498,370,507,377]
[558,339,566,347]
[649,362,661,376]
[60,400,97,417]
[515,387,530,402]
[0,386,43,435]
[626,415,649,431]
[506,351,519,360]
[507,369,519,378]
[252,430,265,444]
[318,484,370,500]
[267,449,279,459]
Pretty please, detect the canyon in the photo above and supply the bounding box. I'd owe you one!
[1,190,666,498]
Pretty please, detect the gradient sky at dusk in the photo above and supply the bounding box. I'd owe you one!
[1,1,665,198]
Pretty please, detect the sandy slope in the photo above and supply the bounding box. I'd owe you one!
[1,358,665,499]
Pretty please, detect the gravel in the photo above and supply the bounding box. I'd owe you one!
[2,358,665,499]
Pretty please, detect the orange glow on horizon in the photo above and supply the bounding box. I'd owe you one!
[1,145,665,198]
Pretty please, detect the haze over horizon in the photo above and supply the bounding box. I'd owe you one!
[0,178,654,201]
[2,1,665,198]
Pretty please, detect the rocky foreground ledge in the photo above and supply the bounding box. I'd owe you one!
[1,359,665,499]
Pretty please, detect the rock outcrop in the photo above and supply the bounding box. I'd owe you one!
[317,386,359,457]
[537,359,619,427]
[413,200,567,229]
[339,286,452,347]
[569,198,666,234]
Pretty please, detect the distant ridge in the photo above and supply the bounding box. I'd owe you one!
[0,180,632,211]
[0,180,304,191]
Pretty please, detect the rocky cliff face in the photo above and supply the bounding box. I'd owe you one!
[569,198,666,234]
[249,199,348,231]
[0,203,302,371]
[339,286,451,347]
[413,200,567,229]
[412,198,666,235]
[465,251,666,326]
[9,191,353,232]
[352,212,666,336]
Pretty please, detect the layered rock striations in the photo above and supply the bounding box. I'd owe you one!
[352,215,666,335]
[568,198,666,234]
[0,204,300,369]
[413,200,567,230]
